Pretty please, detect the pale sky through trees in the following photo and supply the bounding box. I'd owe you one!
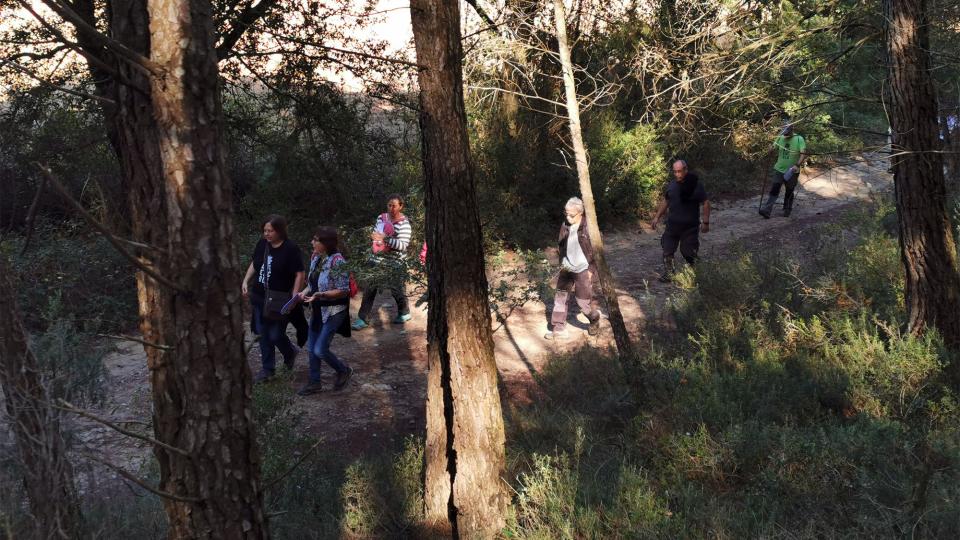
[0,0,416,93]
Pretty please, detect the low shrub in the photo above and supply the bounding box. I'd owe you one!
[1,222,137,333]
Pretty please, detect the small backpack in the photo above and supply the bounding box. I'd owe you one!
[330,253,359,298]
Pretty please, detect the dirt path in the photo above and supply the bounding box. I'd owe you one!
[98,153,893,458]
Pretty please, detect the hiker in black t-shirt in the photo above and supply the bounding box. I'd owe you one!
[649,160,711,282]
[242,215,305,383]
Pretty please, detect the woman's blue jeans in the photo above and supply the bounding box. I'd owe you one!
[307,309,350,383]
[252,302,296,375]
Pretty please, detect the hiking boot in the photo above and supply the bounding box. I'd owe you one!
[659,256,675,283]
[544,329,567,340]
[782,208,792,217]
[758,208,771,219]
[351,318,369,331]
[253,371,274,384]
[392,313,412,324]
[334,367,354,391]
[297,382,323,396]
[588,319,601,336]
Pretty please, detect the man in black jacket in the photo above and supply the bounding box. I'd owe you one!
[546,197,602,340]
[650,160,711,282]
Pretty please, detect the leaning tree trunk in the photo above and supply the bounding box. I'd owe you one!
[552,0,634,359]
[410,0,509,537]
[0,256,82,539]
[883,0,960,361]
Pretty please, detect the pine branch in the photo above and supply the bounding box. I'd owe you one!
[35,163,187,293]
[96,333,173,351]
[80,452,201,503]
[57,400,189,456]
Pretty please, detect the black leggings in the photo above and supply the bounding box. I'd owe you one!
[357,282,410,322]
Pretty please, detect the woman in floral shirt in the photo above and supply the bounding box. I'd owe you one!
[297,227,353,395]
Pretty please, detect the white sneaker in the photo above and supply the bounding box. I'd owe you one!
[544,330,567,340]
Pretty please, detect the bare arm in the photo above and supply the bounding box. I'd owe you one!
[242,262,255,297]
[701,200,712,233]
[299,280,313,298]
[794,152,807,169]
[292,271,304,295]
[650,198,668,229]
[312,288,349,300]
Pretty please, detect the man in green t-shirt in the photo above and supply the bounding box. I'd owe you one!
[759,122,807,218]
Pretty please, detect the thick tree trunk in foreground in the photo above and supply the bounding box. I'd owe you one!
[552,0,634,359]
[144,0,269,536]
[410,0,509,537]
[71,0,270,535]
[883,0,960,358]
[0,257,82,539]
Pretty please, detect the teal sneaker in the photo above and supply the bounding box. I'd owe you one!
[392,313,412,324]
[351,318,369,330]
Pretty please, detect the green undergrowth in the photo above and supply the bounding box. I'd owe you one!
[242,200,960,538]
[501,201,960,539]
[253,375,425,539]
[34,201,960,538]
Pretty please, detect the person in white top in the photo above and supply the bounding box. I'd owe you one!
[545,197,602,340]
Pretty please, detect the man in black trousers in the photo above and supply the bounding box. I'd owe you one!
[649,160,711,282]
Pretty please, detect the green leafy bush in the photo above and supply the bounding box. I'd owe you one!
[590,117,666,221]
[502,203,959,538]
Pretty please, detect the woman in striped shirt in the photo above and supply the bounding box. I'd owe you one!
[353,194,413,330]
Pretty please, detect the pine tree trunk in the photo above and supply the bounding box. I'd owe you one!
[552,0,634,359]
[72,0,270,535]
[883,0,960,361]
[142,0,269,536]
[0,257,82,540]
[410,0,509,537]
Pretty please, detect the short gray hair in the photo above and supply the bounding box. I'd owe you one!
[565,197,584,214]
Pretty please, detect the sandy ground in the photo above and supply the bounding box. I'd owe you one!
[89,153,893,463]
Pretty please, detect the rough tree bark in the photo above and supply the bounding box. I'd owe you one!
[552,0,634,358]
[883,0,960,360]
[410,0,509,537]
[142,0,269,536]
[0,256,82,540]
[67,0,271,536]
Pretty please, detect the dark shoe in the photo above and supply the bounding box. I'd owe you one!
[782,207,792,217]
[661,256,676,283]
[759,209,771,219]
[588,319,601,336]
[334,367,354,391]
[283,344,300,370]
[254,371,274,384]
[297,382,323,396]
